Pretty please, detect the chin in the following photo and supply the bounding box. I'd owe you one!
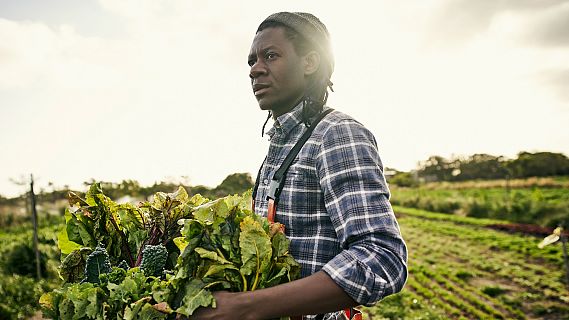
[256,98,272,111]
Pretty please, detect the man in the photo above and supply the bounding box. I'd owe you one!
[191,12,407,320]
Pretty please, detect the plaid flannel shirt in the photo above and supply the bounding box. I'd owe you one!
[254,103,408,319]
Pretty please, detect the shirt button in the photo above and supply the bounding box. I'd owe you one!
[263,179,269,185]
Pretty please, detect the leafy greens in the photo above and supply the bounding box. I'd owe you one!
[40,184,300,319]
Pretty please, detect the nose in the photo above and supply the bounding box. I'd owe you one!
[249,59,266,80]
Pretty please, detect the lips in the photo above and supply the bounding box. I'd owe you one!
[253,83,270,96]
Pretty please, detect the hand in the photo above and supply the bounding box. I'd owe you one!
[177,291,253,320]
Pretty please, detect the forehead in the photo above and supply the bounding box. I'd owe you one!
[249,27,294,54]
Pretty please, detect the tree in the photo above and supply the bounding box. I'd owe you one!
[388,171,418,187]
[211,173,254,198]
[417,156,456,182]
[456,154,509,181]
[508,152,569,178]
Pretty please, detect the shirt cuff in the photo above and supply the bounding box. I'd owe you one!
[321,249,387,306]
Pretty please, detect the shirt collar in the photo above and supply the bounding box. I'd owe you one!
[266,102,305,138]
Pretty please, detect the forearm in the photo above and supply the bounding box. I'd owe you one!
[192,270,357,320]
[242,270,357,319]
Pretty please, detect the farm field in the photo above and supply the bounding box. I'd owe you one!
[390,183,569,228]
[364,206,569,320]
[1,203,568,319]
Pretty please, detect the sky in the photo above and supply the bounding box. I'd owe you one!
[1,0,568,197]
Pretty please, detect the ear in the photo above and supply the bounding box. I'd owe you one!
[303,51,320,76]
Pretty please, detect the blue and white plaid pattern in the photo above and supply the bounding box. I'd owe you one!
[254,103,408,318]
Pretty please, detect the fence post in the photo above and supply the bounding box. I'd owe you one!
[30,174,42,280]
[562,234,569,289]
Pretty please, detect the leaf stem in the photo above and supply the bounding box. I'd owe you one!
[251,244,261,291]
[241,272,248,292]
[108,213,135,267]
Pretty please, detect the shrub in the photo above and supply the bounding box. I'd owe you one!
[2,243,47,277]
[481,285,506,297]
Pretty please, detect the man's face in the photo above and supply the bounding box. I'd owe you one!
[248,27,307,117]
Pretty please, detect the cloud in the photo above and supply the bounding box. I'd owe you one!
[522,2,569,47]
[0,18,126,90]
[537,69,569,101]
[427,0,569,47]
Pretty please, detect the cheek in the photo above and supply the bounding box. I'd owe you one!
[278,64,304,89]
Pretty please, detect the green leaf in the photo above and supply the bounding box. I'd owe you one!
[117,203,148,255]
[179,219,204,239]
[173,237,189,252]
[151,302,173,315]
[124,297,151,320]
[172,186,189,204]
[194,247,233,265]
[271,231,290,258]
[85,286,103,318]
[58,225,82,256]
[66,210,96,247]
[139,302,169,319]
[239,216,272,291]
[66,282,99,319]
[85,183,104,206]
[84,243,112,283]
[203,263,239,279]
[140,244,168,277]
[59,247,92,283]
[175,279,216,316]
[188,194,209,207]
[59,296,75,320]
[260,265,288,289]
[152,280,171,304]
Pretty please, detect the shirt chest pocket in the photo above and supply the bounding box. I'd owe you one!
[286,165,319,191]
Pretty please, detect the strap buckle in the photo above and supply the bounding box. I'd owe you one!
[266,179,280,201]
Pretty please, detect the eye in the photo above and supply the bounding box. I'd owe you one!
[265,52,277,60]
[248,59,255,67]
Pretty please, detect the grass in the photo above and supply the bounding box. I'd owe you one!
[1,202,568,319]
[364,207,569,320]
[389,185,569,227]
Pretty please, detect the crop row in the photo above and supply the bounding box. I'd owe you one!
[390,187,569,227]
[386,211,569,320]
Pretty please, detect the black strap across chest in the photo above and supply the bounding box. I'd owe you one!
[252,108,334,208]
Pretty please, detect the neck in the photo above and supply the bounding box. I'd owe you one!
[271,98,304,119]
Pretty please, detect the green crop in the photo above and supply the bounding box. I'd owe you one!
[140,244,168,277]
[83,243,112,284]
[40,184,299,319]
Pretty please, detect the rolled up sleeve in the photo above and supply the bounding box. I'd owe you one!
[317,120,408,306]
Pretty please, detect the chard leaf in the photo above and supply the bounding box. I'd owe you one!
[203,263,239,278]
[139,302,169,319]
[260,265,288,289]
[172,186,189,204]
[117,204,148,256]
[175,279,217,316]
[66,211,96,248]
[179,219,204,239]
[188,194,209,207]
[57,225,82,255]
[59,247,92,283]
[239,216,272,291]
[124,297,151,320]
[194,247,232,265]
[66,282,101,319]
[152,302,173,314]
[271,231,290,258]
[152,192,169,211]
[193,194,240,227]
[193,199,226,225]
[173,237,189,252]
